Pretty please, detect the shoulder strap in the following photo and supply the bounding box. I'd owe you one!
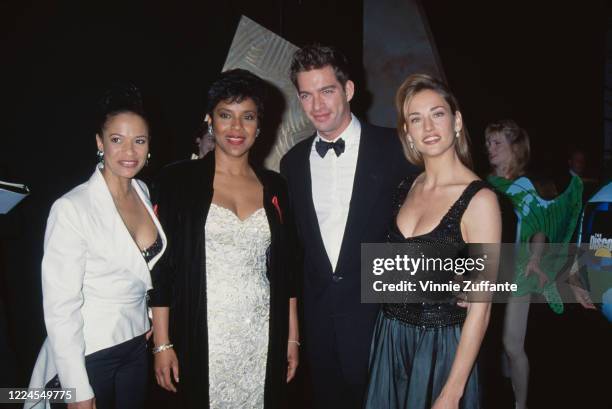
[444,180,491,223]
[392,174,418,215]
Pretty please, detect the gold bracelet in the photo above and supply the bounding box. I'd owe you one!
[288,340,300,346]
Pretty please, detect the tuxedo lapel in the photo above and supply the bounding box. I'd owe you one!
[336,125,386,274]
[295,137,334,274]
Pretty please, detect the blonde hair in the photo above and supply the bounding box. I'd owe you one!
[485,119,530,180]
[395,73,472,169]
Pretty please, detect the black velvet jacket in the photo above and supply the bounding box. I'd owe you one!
[149,153,296,409]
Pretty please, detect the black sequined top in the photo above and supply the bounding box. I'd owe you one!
[141,235,163,263]
[382,176,490,328]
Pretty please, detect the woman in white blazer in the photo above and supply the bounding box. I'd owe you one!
[26,86,166,409]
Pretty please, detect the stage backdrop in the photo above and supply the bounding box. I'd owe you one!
[363,0,443,128]
[222,16,315,171]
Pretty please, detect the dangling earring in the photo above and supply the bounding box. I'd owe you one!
[146,152,151,166]
[255,128,261,138]
[455,130,460,139]
[409,140,414,149]
[97,150,104,168]
[208,123,214,137]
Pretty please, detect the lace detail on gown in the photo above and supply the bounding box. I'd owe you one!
[205,204,271,408]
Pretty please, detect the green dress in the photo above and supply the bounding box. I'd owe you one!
[487,174,583,313]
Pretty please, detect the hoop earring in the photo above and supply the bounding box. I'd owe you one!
[97,150,104,168]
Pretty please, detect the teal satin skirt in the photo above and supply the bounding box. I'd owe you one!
[364,311,481,409]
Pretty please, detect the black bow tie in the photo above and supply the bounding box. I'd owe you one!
[315,138,345,158]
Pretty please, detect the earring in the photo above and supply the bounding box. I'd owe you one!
[256,128,261,138]
[97,150,104,168]
[455,130,460,139]
[409,141,414,149]
[146,152,151,166]
[208,123,214,136]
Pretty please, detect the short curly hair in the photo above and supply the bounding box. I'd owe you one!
[206,69,267,119]
[290,44,351,89]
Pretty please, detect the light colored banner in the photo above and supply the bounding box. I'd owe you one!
[223,16,314,171]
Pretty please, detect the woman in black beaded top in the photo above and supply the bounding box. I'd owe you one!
[364,74,501,409]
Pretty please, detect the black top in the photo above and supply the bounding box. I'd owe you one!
[141,235,162,263]
[383,176,490,328]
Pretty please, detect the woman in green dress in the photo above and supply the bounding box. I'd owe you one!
[485,120,583,409]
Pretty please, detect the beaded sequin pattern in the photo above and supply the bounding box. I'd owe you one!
[383,177,490,328]
[141,235,163,263]
[205,204,271,408]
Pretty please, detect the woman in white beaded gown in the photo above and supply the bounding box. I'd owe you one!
[149,69,299,409]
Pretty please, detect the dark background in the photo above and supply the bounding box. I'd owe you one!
[1,1,610,408]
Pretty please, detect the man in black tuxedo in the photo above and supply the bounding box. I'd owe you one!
[280,45,416,408]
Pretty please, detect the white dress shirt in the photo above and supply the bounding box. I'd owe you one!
[310,114,361,271]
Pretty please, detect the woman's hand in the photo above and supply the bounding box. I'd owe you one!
[287,297,299,382]
[431,390,460,409]
[569,277,596,310]
[525,232,548,288]
[525,257,549,288]
[154,348,179,393]
[568,270,596,310]
[572,285,596,309]
[286,342,299,382]
[67,398,96,409]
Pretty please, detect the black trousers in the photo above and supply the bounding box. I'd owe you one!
[49,334,148,409]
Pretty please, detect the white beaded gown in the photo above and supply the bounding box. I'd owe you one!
[205,203,271,408]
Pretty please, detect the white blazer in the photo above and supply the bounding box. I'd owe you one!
[25,166,167,407]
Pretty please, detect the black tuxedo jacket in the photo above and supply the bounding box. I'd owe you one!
[280,121,417,385]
